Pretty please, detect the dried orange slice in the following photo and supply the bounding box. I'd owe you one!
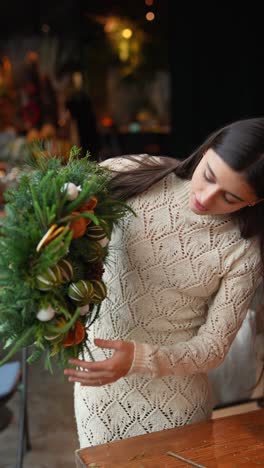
[47,226,66,242]
[80,197,98,212]
[36,224,67,252]
[69,212,87,239]
[63,320,86,347]
[36,224,58,252]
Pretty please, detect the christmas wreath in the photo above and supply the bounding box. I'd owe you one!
[0,146,132,371]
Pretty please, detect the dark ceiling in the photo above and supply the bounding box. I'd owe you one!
[0,0,169,39]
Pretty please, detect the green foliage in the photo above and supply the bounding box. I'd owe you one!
[0,144,132,371]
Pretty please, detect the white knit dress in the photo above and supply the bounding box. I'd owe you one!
[74,156,261,448]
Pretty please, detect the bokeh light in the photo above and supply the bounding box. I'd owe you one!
[146,12,155,21]
[122,28,133,39]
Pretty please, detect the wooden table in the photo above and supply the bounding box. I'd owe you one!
[75,409,264,467]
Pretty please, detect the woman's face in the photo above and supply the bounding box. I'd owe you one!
[189,149,259,215]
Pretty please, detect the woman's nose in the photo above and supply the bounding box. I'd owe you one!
[200,187,219,205]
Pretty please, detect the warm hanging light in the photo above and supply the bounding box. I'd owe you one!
[122,28,133,39]
[146,11,155,21]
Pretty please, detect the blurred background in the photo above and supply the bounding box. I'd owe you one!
[0,0,171,168]
[1,1,264,467]
[1,2,264,171]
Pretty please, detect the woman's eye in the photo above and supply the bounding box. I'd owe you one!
[203,171,213,182]
[223,195,236,205]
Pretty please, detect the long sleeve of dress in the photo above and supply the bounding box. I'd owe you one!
[128,241,261,378]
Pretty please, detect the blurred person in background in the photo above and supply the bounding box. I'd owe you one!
[65,71,100,161]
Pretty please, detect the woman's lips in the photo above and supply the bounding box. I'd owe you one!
[193,195,208,212]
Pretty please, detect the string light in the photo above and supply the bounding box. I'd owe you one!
[146,11,155,21]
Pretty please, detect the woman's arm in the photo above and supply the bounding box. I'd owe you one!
[64,241,261,385]
[129,241,261,378]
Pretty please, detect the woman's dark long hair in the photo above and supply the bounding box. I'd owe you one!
[109,117,264,274]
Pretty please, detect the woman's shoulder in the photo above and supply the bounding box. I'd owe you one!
[99,154,169,172]
[221,232,261,280]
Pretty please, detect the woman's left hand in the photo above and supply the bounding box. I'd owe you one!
[64,338,134,386]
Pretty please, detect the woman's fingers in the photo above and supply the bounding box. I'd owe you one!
[67,358,95,368]
[67,359,106,371]
[65,339,134,385]
[65,368,111,385]
[94,338,123,350]
[69,377,108,386]
[65,368,106,379]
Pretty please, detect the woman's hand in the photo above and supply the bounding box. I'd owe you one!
[64,338,134,386]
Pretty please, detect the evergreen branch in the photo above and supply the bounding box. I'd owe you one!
[31,228,72,276]
[30,183,47,229]
[87,303,101,328]
[81,212,100,225]
[62,176,99,214]
[38,170,56,191]
[25,141,49,171]
[44,307,80,334]
[0,325,37,367]
[0,145,134,372]
[59,211,99,225]
[69,145,82,160]
[44,352,54,374]
[27,346,43,364]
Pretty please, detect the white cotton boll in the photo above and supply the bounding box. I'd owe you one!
[36,305,56,322]
[62,182,82,201]
[79,304,90,316]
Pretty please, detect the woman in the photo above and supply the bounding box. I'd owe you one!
[65,117,264,447]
